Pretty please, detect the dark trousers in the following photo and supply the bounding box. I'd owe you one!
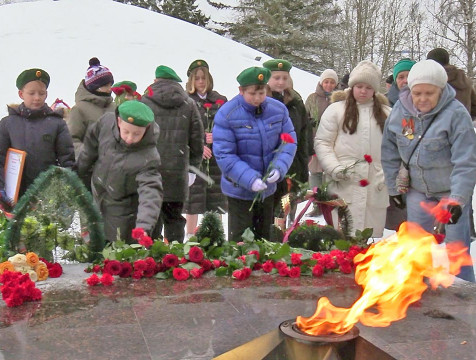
[152,201,185,243]
[227,195,274,242]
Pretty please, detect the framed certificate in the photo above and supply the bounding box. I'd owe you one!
[4,148,26,203]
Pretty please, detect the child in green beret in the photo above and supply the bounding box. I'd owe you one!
[76,101,163,243]
[111,81,142,106]
[0,68,75,208]
[183,59,228,240]
[263,59,312,225]
[212,66,297,242]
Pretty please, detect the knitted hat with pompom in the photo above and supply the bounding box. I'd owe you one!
[84,57,114,91]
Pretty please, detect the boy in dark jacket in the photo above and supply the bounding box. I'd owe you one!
[0,68,75,207]
[141,66,204,243]
[213,67,297,242]
[77,101,163,243]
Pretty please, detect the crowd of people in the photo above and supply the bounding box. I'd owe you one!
[1,48,476,281]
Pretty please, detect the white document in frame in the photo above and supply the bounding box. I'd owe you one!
[4,148,26,202]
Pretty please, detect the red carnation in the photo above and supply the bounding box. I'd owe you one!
[215,99,225,107]
[92,265,102,273]
[188,246,204,263]
[291,253,302,265]
[305,219,316,226]
[145,257,156,270]
[364,154,373,163]
[339,261,353,274]
[200,259,212,272]
[242,267,252,277]
[132,270,143,280]
[119,262,133,278]
[232,269,246,280]
[100,273,114,286]
[436,210,452,224]
[289,267,301,278]
[172,268,189,281]
[359,179,369,187]
[143,268,156,278]
[203,103,213,109]
[86,274,100,286]
[212,259,221,269]
[262,260,274,273]
[138,235,153,248]
[48,263,63,278]
[320,254,337,269]
[253,263,262,271]
[434,233,445,244]
[131,227,145,240]
[190,267,204,279]
[247,250,260,261]
[280,133,295,144]
[275,261,287,270]
[104,260,122,275]
[163,254,179,268]
[312,264,324,277]
[133,259,148,272]
[278,266,290,277]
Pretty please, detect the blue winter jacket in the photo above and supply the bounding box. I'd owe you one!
[381,84,476,205]
[213,94,297,200]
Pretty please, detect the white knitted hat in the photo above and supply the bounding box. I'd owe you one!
[348,60,382,91]
[319,69,338,84]
[407,59,448,90]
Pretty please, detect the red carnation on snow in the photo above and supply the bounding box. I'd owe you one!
[280,133,295,144]
[47,263,63,278]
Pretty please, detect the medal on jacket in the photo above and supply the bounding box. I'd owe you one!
[402,118,414,140]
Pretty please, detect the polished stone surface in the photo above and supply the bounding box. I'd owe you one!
[0,265,475,359]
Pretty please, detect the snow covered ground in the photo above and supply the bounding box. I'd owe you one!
[0,0,319,118]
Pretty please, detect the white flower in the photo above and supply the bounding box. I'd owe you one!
[8,254,27,266]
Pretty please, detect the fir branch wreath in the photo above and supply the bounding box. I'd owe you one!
[5,166,105,261]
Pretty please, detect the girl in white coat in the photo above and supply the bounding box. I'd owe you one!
[314,60,391,237]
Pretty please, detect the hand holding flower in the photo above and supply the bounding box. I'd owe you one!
[202,146,212,159]
[251,178,267,192]
[266,169,280,184]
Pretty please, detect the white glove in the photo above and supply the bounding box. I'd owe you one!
[251,178,267,192]
[266,169,280,184]
[188,173,197,186]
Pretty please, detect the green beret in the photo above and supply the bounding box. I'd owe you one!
[187,59,209,77]
[393,58,416,79]
[16,68,50,90]
[236,67,271,87]
[262,59,292,72]
[118,100,154,127]
[155,65,182,82]
[112,80,137,93]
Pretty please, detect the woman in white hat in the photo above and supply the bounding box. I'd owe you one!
[381,59,476,282]
[315,60,391,237]
[305,69,338,216]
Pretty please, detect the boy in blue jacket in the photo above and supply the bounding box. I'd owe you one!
[213,67,297,242]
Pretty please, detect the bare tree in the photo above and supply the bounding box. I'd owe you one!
[432,0,475,78]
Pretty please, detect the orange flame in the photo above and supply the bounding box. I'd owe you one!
[296,222,473,335]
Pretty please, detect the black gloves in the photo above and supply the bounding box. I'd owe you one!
[390,194,406,209]
[447,204,462,224]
